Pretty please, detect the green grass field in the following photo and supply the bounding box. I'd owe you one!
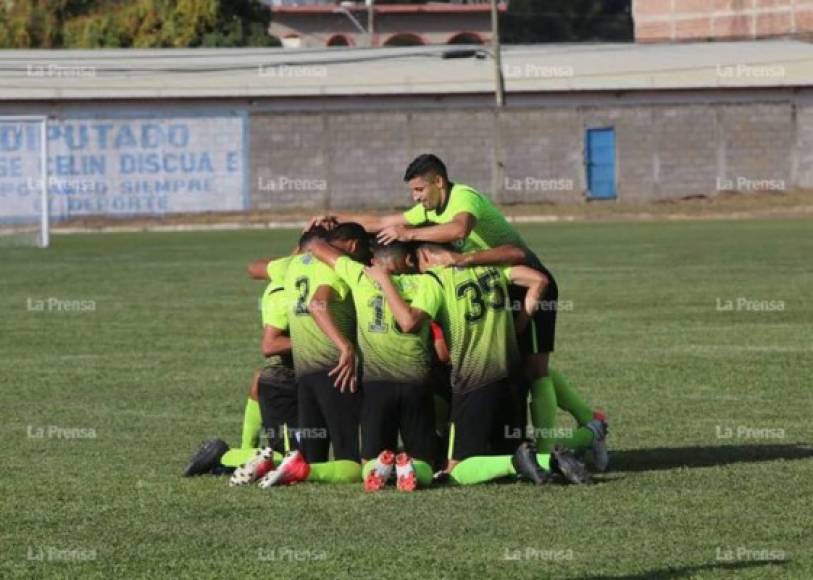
[2,218,812,579]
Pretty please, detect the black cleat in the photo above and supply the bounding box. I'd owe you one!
[183,438,229,477]
[512,441,552,485]
[550,446,592,485]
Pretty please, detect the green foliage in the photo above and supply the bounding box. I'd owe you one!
[0,0,279,48]
[503,0,632,43]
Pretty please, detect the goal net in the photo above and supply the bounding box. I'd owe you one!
[0,116,49,248]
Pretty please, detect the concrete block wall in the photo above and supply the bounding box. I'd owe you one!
[249,96,811,210]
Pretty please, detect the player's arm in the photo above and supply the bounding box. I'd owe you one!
[506,266,549,335]
[261,324,291,357]
[306,212,408,234]
[377,212,475,245]
[308,285,357,393]
[307,238,344,269]
[247,259,271,280]
[365,265,428,334]
[431,322,450,364]
[454,244,528,267]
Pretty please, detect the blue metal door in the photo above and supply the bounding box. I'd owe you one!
[586,128,617,199]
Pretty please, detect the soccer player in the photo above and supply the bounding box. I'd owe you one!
[256,224,367,487]
[366,243,590,486]
[309,153,608,471]
[306,237,438,492]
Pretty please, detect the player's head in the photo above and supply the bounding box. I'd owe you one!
[370,240,415,274]
[327,222,372,264]
[404,153,449,211]
[414,242,458,272]
[298,225,329,251]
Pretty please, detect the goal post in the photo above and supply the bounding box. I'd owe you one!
[0,115,49,248]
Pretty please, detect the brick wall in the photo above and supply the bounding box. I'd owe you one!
[249,95,811,209]
[634,0,813,42]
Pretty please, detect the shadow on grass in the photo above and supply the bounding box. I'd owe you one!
[610,443,813,473]
[578,559,788,579]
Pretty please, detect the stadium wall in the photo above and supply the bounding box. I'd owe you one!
[249,89,812,210]
[1,88,812,222]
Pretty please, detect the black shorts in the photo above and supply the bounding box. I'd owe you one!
[448,379,525,461]
[360,381,437,465]
[297,371,361,463]
[257,372,297,454]
[510,263,558,355]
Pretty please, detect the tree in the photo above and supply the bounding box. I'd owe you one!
[0,0,280,48]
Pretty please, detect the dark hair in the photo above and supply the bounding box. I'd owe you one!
[328,222,372,265]
[370,240,413,262]
[403,153,448,183]
[299,225,328,248]
[327,222,369,244]
[416,242,457,255]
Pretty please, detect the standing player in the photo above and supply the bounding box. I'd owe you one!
[307,238,438,492]
[367,243,590,486]
[310,153,608,471]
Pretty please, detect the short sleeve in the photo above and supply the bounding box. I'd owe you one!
[261,287,289,330]
[445,186,484,221]
[334,255,364,288]
[410,272,444,319]
[266,257,289,282]
[403,204,426,226]
[315,260,350,300]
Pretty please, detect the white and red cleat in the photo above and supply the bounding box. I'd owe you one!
[229,447,275,487]
[363,449,395,492]
[395,452,417,492]
[257,450,310,488]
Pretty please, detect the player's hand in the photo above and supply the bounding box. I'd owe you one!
[364,264,390,287]
[376,225,410,245]
[329,345,358,393]
[304,215,338,232]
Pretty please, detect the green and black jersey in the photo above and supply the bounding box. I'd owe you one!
[260,256,295,377]
[281,253,356,379]
[333,256,432,385]
[403,183,543,270]
[410,265,520,394]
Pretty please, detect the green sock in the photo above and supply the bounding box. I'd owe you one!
[535,453,551,471]
[220,448,283,467]
[553,427,594,452]
[550,367,594,426]
[449,456,516,485]
[530,376,557,453]
[240,399,262,449]
[413,460,434,486]
[307,460,361,483]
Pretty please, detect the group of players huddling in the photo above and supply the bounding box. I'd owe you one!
[184,154,609,491]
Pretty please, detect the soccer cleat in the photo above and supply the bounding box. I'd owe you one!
[395,452,417,492]
[258,450,310,488]
[585,411,610,473]
[363,449,395,492]
[183,438,229,477]
[550,446,592,485]
[511,441,551,485]
[229,447,275,487]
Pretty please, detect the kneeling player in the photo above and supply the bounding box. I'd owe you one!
[308,237,438,491]
[367,243,591,486]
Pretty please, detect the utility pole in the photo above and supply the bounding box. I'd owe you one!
[367,0,375,47]
[490,0,504,107]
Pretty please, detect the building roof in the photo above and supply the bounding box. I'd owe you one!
[0,40,811,101]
